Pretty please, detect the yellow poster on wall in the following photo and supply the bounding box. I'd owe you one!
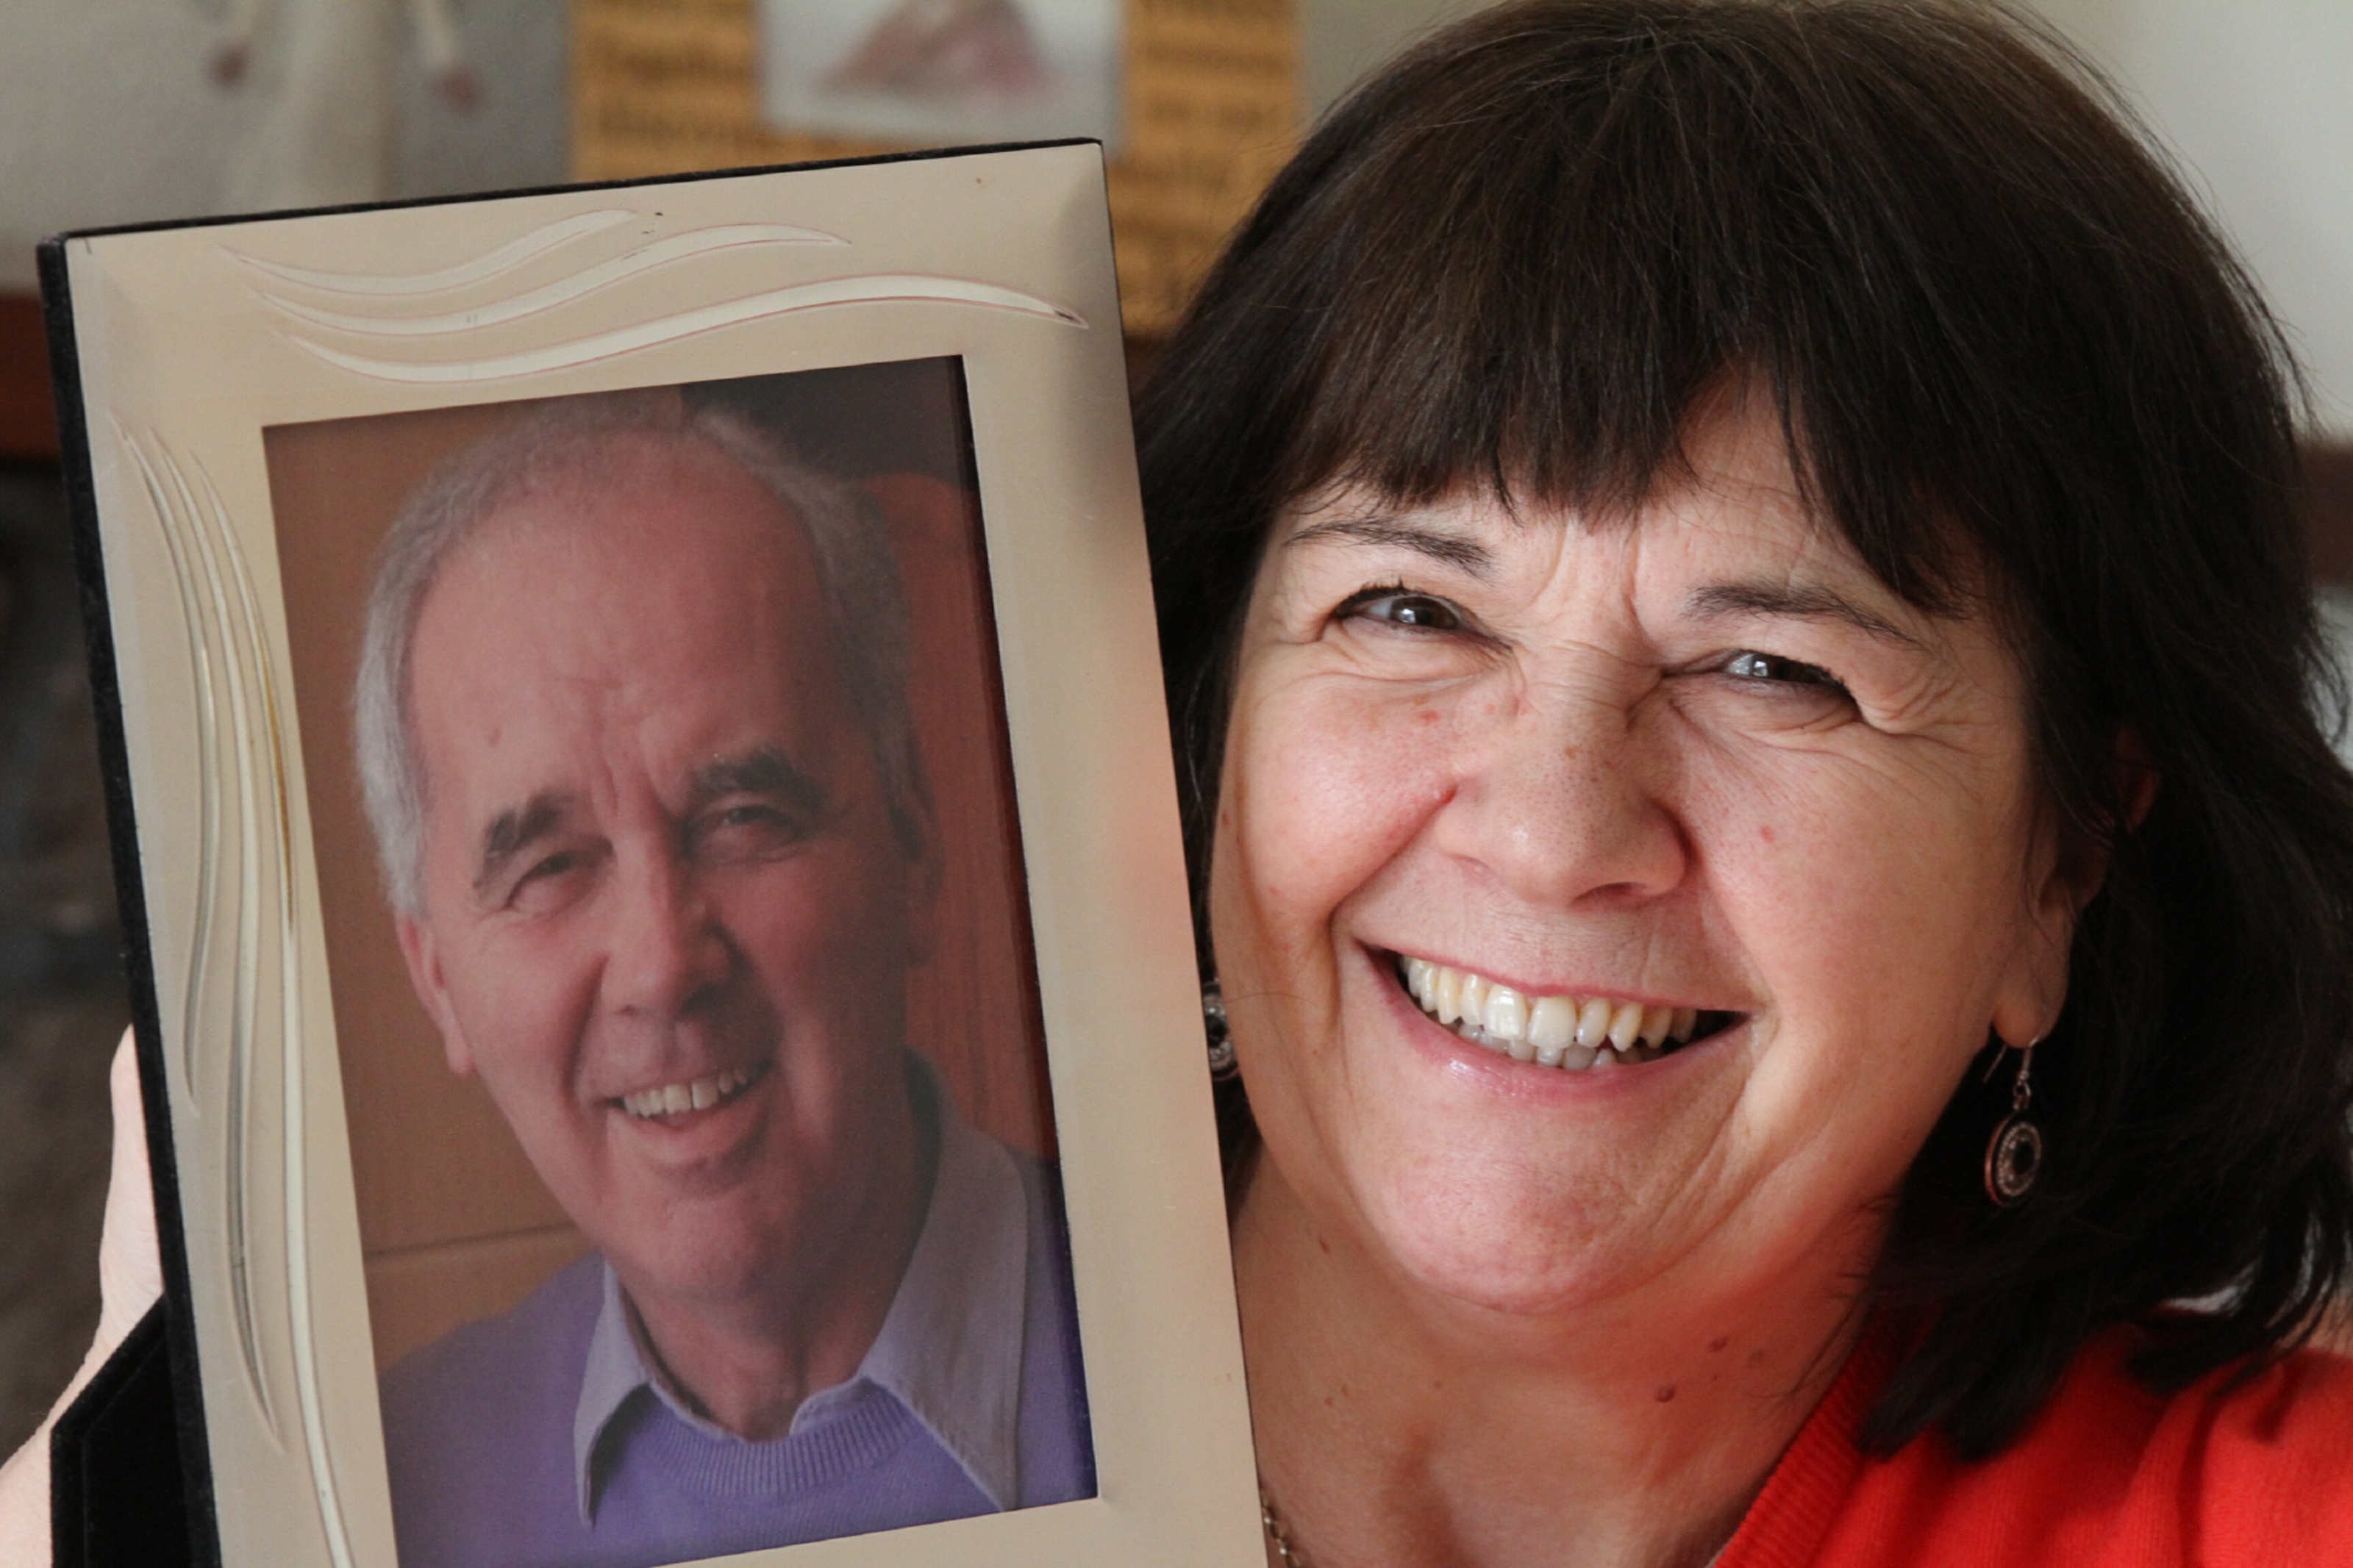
[571,0,1299,336]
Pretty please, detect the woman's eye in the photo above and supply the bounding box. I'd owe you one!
[1723,650,1847,690]
[1340,590,1468,632]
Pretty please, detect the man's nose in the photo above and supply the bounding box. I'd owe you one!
[1428,674,1688,909]
[601,852,732,1019]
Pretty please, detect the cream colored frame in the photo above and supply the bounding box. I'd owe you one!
[51,143,1258,1568]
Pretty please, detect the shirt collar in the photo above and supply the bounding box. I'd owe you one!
[571,1053,1033,1521]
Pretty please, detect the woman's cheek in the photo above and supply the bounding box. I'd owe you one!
[1232,674,1465,922]
[1674,726,2010,1056]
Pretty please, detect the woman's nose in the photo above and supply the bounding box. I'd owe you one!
[1429,678,1688,909]
[600,853,732,1018]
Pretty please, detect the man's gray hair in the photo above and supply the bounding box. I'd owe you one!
[354,391,927,917]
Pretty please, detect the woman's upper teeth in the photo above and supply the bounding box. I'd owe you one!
[620,1064,757,1118]
[1399,957,1699,1068]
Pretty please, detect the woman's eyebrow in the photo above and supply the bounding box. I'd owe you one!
[1283,515,1496,576]
[1685,580,1924,650]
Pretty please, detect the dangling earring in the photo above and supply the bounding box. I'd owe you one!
[1982,1039,2043,1206]
[1203,978,1239,1081]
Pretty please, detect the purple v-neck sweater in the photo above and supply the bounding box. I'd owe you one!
[378,1119,1091,1568]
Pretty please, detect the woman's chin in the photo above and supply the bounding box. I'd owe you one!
[1349,1173,1693,1320]
[1381,1233,1653,1322]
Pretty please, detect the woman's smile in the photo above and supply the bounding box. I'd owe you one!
[1387,951,1740,1070]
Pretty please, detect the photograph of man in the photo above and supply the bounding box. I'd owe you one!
[355,393,1092,1568]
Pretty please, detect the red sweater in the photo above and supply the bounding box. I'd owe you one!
[1721,1325,2353,1567]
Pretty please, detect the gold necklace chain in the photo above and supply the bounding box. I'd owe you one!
[1260,1486,1311,1567]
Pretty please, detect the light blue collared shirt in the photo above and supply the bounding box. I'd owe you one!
[571,1062,1036,1519]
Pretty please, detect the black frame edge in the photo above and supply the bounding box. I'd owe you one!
[38,237,226,1568]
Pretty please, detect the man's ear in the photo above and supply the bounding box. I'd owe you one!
[902,834,942,969]
[395,910,476,1078]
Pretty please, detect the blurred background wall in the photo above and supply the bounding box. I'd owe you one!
[0,0,568,290]
[0,0,2349,1459]
[2033,0,2353,443]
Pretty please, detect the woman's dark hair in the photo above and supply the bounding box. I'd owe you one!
[1138,0,2353,1458]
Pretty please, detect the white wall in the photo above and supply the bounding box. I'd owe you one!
[1299,0,1482,125]
[2027,1,2353,440]
[0,0,566,291]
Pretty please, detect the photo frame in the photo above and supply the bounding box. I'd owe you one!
[41,142,1258,1568]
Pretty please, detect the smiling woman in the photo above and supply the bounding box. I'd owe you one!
[1139,2,2353,1565]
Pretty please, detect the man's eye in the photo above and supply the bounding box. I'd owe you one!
[518,850,579,887]
[1724,650,1846,690]
[504,849,591,912]
[1341,590,1467,631]
[696,802,818,859]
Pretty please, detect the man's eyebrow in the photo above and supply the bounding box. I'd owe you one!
[474,792,573,896]
[687,746,830,817]
[1685,580,1925,650]
[1283,515,1496,576]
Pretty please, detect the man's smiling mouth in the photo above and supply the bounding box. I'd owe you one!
[616,1060,770,1120]
[1396,955,1738,1070]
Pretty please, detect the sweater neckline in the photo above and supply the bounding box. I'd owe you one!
[1711,1328,1899,1568]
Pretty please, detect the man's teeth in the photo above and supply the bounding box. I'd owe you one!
[1399,957,1702,1070]
[620,1064,759,1119]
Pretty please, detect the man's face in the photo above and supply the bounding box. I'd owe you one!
[396,437,926,1313]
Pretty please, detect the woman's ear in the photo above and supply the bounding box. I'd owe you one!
[1992,888,2074,1058]
[1993,726,2156,1050]
[2046,723,2159,919]
[2115,724,2159,831]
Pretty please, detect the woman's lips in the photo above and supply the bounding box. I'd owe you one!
[1393,953,1740,1072]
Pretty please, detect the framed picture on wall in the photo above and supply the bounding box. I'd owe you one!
[40,142,1257,1568]
[758,0,1124,151]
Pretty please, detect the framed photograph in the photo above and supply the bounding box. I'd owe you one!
[759,0,1123,151]
[40,142,1257,1568]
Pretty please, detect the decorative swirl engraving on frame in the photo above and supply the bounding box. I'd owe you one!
[119,426,278,1450]
[281,273,1088,384]
[227,206,1082,384]
[246,224,854,337]
[121,426,357,1562]
[114,425,223,1100]
[225,207,643,296]
[190,457,360,1568]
